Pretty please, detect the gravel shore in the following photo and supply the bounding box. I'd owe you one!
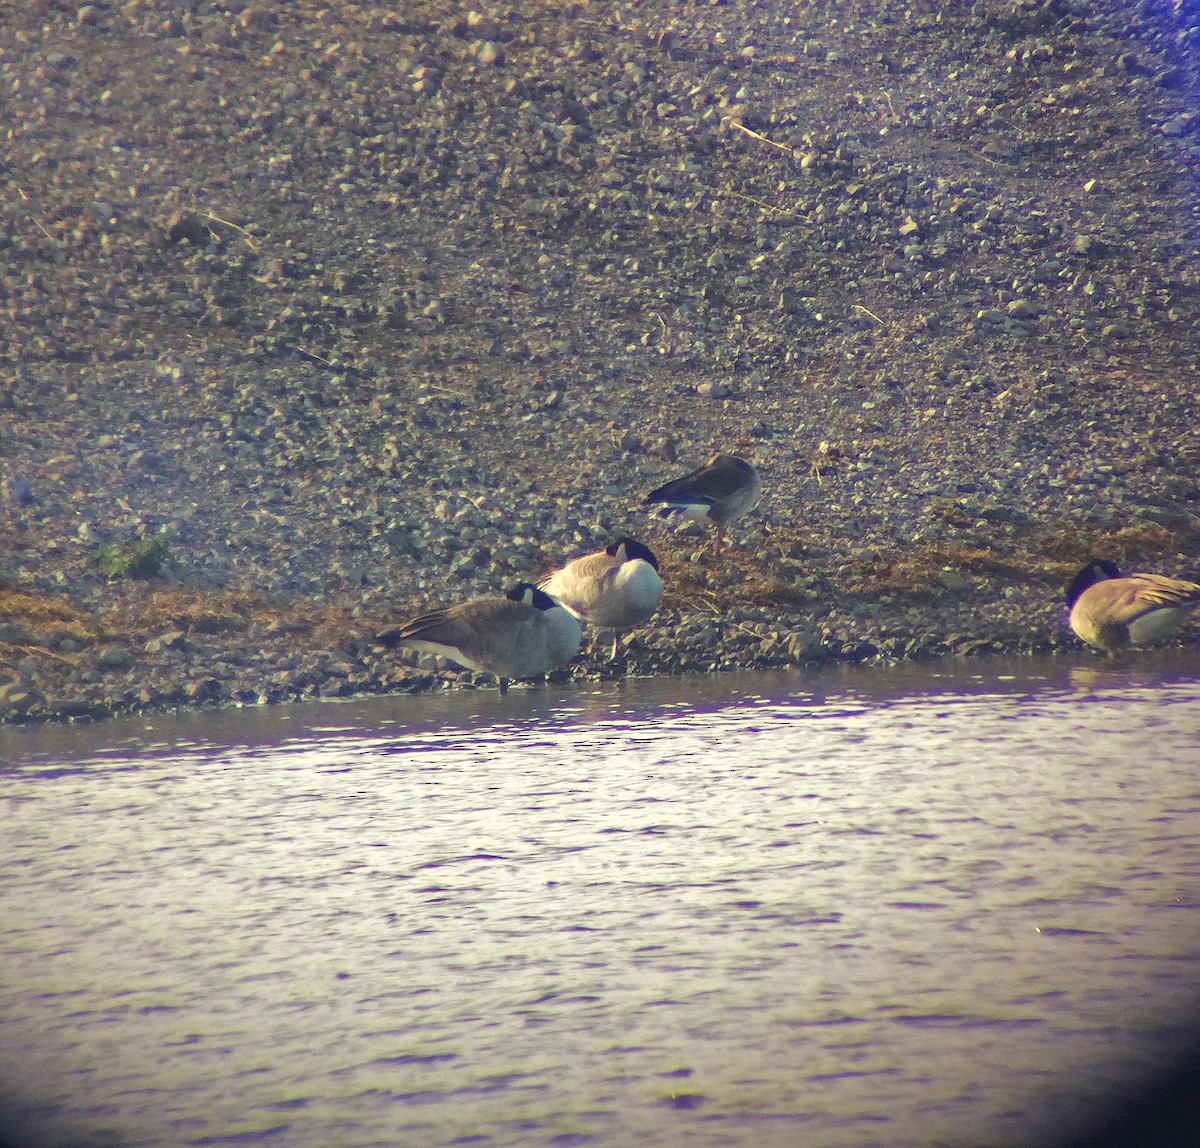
[3,0,1200,724]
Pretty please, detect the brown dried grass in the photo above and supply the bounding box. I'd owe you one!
[99,588,378,646]
[1034,521,1186,564]
[837,544,1055,598]
[838,521,1196,598]
[0,589,101,642]
[656,549,812,614]
[100,588,260,638]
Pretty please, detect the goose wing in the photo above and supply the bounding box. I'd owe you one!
[396,596,529,644]
[540,551,618,618]
[387,595,576,678]
[646,455,758,506]
[1123,574,1200,616]
[1087,575,1200,624]
[646,459,723,507]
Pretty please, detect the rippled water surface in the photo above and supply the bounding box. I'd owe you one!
[3,653,1200,1148]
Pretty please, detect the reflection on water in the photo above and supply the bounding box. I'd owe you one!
[2,652,1200,1148]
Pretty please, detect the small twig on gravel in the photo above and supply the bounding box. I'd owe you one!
[993,116,1032,141]
[15,188,57,244]
[852,304,887,326]
[297,346,333,366]
[683,588,723,615]
[202,210,261,251]
[762,524,792,561]
[727,619,765,639]
[729,120,795,156]
[15,644,79,665]
[697,183,787,217]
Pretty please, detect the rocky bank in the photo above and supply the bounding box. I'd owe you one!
[2,0,1200,723]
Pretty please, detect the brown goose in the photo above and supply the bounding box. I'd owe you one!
[1065,559,1200,654]
[643,453,762,557]
[539,537,663,660]
[389,583,582,690]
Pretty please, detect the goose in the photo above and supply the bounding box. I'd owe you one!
[389,582,581,690]
[539,536,663,660]
[643,453,761,557]
[1064,559,1200,654]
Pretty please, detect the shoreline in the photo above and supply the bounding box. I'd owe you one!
[3,1,1200,725]
[2,537,1197,726]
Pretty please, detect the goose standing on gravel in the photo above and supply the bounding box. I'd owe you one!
[643,453,762,557]
[387,582,581,691]
[1065,559,1200,654]
[539,536,663,660]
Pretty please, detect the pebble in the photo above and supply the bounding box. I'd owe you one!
[1161,113,1197,137]
[476,41,502,67]
[4,476,34,507]
[937,571,971,594]
[97,646,133,669]
[1007,299,1039,320]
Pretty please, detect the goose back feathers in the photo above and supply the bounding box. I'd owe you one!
[643,454,761,555]
[1065,559,1200,652]
[394,583,581,679]
[539,537,663,631]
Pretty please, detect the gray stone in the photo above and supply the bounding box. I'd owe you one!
[778,288,804,315]
[4,476,33,506]
[1007,299,1039,320]
[97,645,132,669]
[937,570,971,593]
[1161,113,1197,137]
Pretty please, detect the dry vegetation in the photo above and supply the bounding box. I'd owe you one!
[837,521,1197,598]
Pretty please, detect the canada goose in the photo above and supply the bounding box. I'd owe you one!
[539,536,663,660]
[1064,559,1200,654]
[643,453,762,556]
[391,582,581,690]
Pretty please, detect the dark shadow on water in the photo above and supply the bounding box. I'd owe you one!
[1055,1035,1200,1148]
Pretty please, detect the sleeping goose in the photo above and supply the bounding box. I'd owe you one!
[643,453,761,557]
[1064,559,1200,654]
[390,582,581,690]
[539,536,663,660]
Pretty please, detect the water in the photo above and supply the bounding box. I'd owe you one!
[2,653,1200,1148]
